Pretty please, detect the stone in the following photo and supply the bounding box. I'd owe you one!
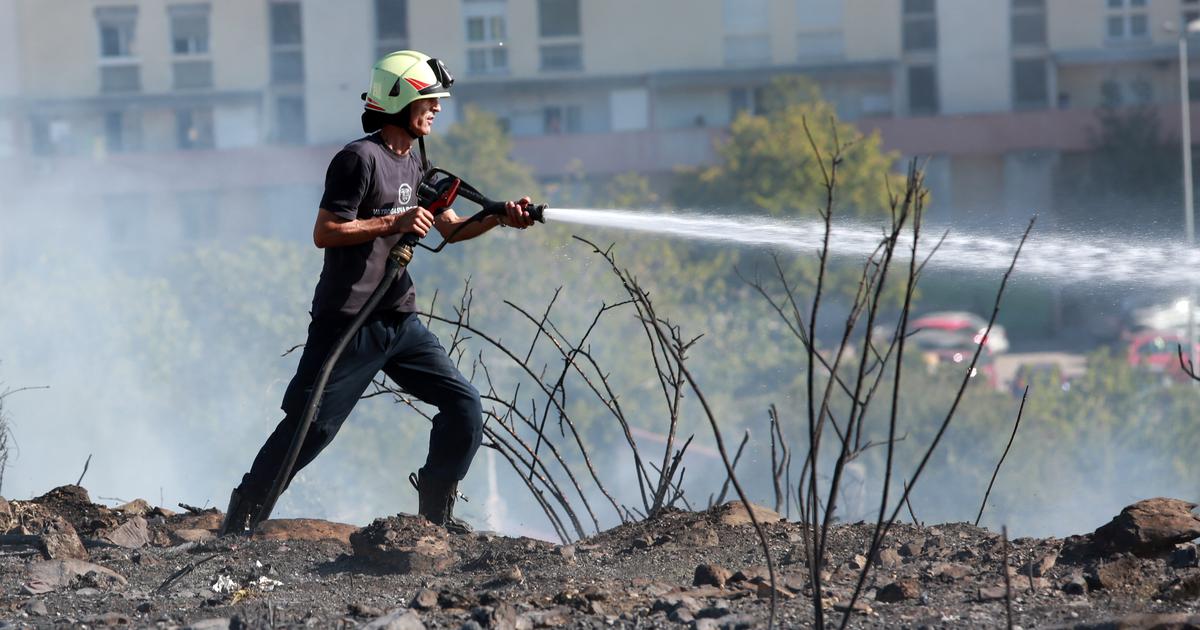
[1017,552,1057,577]
[931,562,970,581]
[83,612,132,626]
[676,524,720,547]
[697,602,731,619]
[715,501,782,527]
[411,588,439,610]
[184,619,231,630]
[1062,574,1088,595]
[472,603,529,630]
[1092,498,1200,556]
[39,516,88,560]
[652,594,700,615]
[169,509,223,531]
[875,579,920,603]
[169,528,216,544]
[361,609,426,630]
[694,563,732,588]
[756,581,794,600]
[350,515,458,574]
[103,516,149,549]
[977,585,1009,601]
[899,538,925,557]
[1172,543,1199,569]
[669,607,696,623]
[832,599,873,614]
[349,603,385,618]
[0,497,13,532]
[876,547,903,568]
[847,554,868,570]
[253,518,359,544]
[21,598,48,616]
[25,559,127,594]
[1089,556,1143,590]
[557,545,576,563]
[525,608,571,627]
[114,499,152,517]
[731,565,769,584]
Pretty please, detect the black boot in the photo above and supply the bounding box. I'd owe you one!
[218,484,264,537]
[411,470,472,534]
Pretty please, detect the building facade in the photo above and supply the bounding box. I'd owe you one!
[2,0,1198,266]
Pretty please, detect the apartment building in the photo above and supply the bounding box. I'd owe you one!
[1,0,1197,266]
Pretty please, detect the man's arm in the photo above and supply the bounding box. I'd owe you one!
[313,207,434,249]
[433,197,535,243]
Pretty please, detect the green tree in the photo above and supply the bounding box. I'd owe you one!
[675,76,903,217]
[426,106,541,204]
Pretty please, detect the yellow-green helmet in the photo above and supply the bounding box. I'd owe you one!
[363,50,453,115]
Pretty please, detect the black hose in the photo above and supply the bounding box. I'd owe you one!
[248,253,403,531]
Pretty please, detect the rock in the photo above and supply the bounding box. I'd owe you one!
[411,588,439,610]
[83,612,132,626]
[21,598,48,616]
[525,608,571,627]
[438,590,474,610]
[676,524,720,547]
[24,558,127,594]
[731,565,769,583]
[39,515,88,560]
[847,554,868,570]
[184,619,231,630]
[114,499,152,517]
[1017,552,1057,577]
[1092,498,1200,556]
[669,607,696,623]
[0,497,13,532]
[715,501,782,527]
[1071,613,1200,629]
[102,516,149,549]
[876,547,903,568]
[876,579,920,603]
[1089,556,1143,590]
[832,599,873,614]
[557,545,576,563]
[652,594,701,615]
[977,585,1009,601]
[756,581,795,600]
[350,515,458,574]
[253,518,358,544]
[169,528,216,544]
[697,602,731,619]
[1172,543,1199,569]
[349,603,385,617]
[1062,573,1088,595]
[472,603,528,630]
[899,538,925,557]
[362,609,426,630]
[168,509,223,531]
[694,563,732,588]
[931,562,970,581]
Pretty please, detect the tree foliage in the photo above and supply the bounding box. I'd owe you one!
[675,77,903,217]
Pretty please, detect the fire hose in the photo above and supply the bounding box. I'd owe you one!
[247,168,546,531]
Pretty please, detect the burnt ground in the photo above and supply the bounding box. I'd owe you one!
[2,486,1200,629]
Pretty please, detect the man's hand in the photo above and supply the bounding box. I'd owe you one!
[499,197,536,229]
[393,206,434,238]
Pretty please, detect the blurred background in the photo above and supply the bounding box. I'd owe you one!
[1,0,1198,540]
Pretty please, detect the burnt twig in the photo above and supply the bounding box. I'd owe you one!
[975,386,1028,527]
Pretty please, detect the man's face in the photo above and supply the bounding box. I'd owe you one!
[409,98,441,136]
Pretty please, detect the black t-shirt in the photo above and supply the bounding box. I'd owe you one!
[311,134,424,319]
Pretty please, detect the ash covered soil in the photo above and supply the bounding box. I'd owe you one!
[3,486,1200,629]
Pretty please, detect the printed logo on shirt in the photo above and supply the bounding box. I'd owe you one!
[399,183,412,205]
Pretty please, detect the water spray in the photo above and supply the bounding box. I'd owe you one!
[246,168,547,533]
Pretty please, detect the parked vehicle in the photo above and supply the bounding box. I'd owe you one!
[910,329,998,388]
[909,311,1010,354]
[1126,331,1200,382]
[1010,362,1070,396]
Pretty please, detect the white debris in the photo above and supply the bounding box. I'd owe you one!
[255,576,283,592]
[211,575,239,594]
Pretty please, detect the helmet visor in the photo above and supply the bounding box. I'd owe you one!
[418,58,454,95]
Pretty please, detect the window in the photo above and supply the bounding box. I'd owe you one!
[100,65,141,92]
[1012,59,1048,109]
[907,64,939,115]
[540,44,581,71]
[169,4,209,55]
[96,6,137,58]
[1105,0,1148,42]
[276,95,307,144]
[902,0,937,52]
[375,0,408,59]
[176,108,214,150]
[270,1,304,84]
[1011,0,1046,46]
[723,0,770,65]
[104,111,142,152]
[465,0,508,74]
[543,105,581,134]
[538,0,580,37]
[730,86,767,117]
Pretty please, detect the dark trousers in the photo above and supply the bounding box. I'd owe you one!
[240,311,483,496]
